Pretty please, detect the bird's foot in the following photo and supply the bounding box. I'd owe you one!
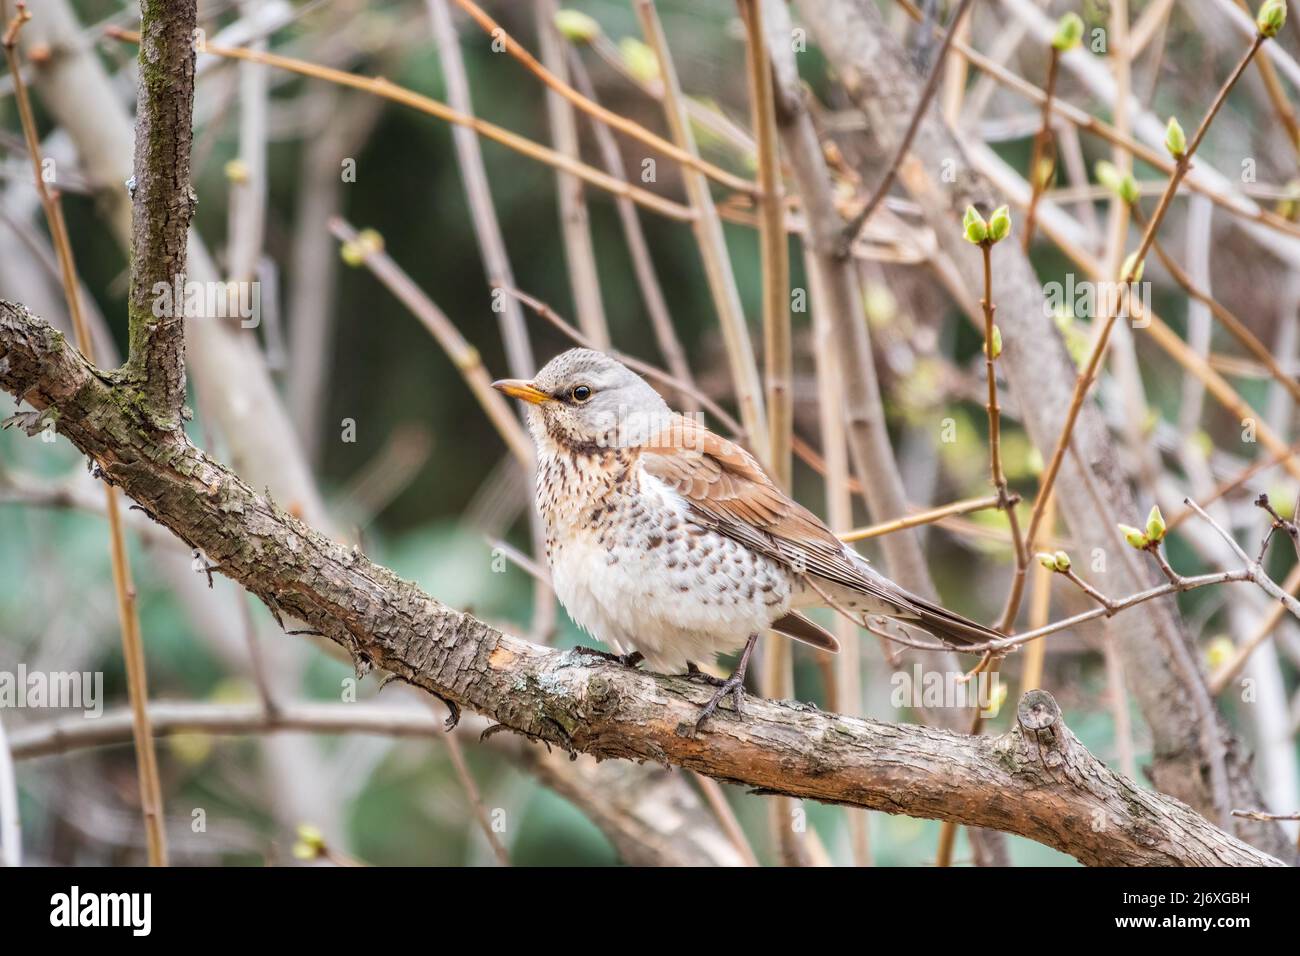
[693,671,747,734]
[690,633,759,735]
[572,645,643,668]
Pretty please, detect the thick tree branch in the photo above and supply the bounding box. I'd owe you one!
[124,0,198,423]
[0,300,1281,867]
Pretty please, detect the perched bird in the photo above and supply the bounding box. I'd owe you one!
[493,348,1001,730]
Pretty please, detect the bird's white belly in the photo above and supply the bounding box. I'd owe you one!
[545,476,792,673]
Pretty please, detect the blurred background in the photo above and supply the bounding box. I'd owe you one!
[1,0,1298,865]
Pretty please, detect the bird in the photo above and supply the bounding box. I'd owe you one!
[493,348,1002,731]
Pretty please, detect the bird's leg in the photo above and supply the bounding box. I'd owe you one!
[693,633,758,734]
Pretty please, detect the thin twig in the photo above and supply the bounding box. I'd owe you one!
[1184,497,1300,620]
[451,0,756,197]
[565,46,696,399]
[975,239,1028,631]
[1133,202,1300,407]
[892,0,1300,241]
[840,0,977,254]
[633,0,769,458]
[739,0,799,867]
[5,2,168,866]
[1209,563,1300,694]
[1021,44,1060,251]
[105,26,695,223]
[1231,0,1300,161]
[1166,443,1300,531]
[534,0,610,348]
[0,713,19,867]
[838,492,1005,542]
[690,774,760,867]
[1231,808,1300,822]
[807,242,870,866]
[428,699,511,866]
[1006,31,1270,630]
[328,218,534,469]
[425,0,552,639]
[1018,492,1055,693]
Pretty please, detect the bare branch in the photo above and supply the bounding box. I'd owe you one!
[124,0,198,424]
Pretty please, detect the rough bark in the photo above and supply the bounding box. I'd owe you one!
[0,300,1281,866]
[794,0,1296,864]
[125,0,197,423]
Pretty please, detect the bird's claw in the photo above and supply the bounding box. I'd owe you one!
[693,673,746,734]
[686,633,758,736]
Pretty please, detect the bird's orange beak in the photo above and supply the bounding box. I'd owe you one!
[491,379,551,405]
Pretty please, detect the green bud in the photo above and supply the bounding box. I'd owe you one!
[1118,173,1139,206]
[1145,504,1167,542]
[292,823,326,860]
[619,37,660,84]
[1121,251,1144,283]
[1095,160,1121,193]
[1267,484,1296,519]
[1053,550,1072,572]
[984,324,1003,359]
[223,157,249,184]
[987,204,1012,242]
[340,240,365,267]
[1096,160,1139,205]
[554,9,602,43]
[1277,179,1300,220]
[1035,156,1055,189]
[1052,12,1085,51]
[1205,635,1235,671]
[962,205,988,244]
[1037,552,1058,571]
[1257,0,1287,38]
[1118,524,1149,549]
[1164,116,1187,158]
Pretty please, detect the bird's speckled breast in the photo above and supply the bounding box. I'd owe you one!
[535,443,792,673]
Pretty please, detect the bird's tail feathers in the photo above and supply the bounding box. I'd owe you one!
[842,551,1002,647]
[772,612,840,653]
[900,595,1003,647]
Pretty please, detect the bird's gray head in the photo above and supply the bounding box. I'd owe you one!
[492,348,672,451]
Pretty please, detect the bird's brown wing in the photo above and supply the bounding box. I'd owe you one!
[641,416,891,596]
[640,415,999,647]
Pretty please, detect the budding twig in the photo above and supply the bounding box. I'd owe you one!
[1253,492,1300,563]
[961,205,1028,631]
[892,0,1300,241]
[1022,14,1082,251]
[1006,28,1273,632]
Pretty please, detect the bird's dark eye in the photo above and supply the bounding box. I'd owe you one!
[571,385,592,403]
